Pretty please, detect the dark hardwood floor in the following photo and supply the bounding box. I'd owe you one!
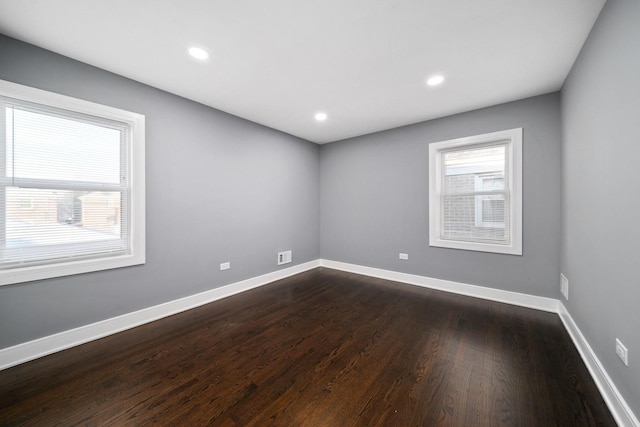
[0,268,616,426]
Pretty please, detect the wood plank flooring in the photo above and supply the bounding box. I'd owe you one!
[0,268,616,426]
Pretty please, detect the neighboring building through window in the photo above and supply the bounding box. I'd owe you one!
[474,173,505,228]
[0,79,145,285]
[429,128,522,255]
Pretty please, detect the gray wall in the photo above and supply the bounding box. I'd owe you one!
[321,93,562,298]
[561,0,640,416]
[0,35,320,349]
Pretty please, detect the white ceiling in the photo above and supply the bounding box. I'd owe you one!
[0,0,605,144]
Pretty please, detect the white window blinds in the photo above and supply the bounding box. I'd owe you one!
[0,97,130,268]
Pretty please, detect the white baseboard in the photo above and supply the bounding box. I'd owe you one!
[559,303,639,427]
[319,259,559,312]
[0,260,320,371]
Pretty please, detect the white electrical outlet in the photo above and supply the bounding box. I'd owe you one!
[277,250,292,265]
[560,274,569,300]
[399,253,409,260]
[616,338,629,366]
[220,262,230,271]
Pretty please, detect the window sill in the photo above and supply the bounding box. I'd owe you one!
[0,252,145,286]
[429,237,522,255]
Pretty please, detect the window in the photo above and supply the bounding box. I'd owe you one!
[0,79,145,285]
[429,128,522,255]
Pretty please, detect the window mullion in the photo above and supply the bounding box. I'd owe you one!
[11,178,126,193]
[443,190,509,198]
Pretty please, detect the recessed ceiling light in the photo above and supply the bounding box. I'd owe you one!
[427,75,445,86]
[315,112,328,122]
[188,46,209,61]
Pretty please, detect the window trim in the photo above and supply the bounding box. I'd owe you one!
[0,79,145,286]
[428,128,522,255]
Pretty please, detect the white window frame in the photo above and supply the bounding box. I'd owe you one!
[428,128,522,255]
[0,79,145,286]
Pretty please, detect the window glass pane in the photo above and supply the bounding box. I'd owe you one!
[443,194,510,243]
[443,144,505,194]
[440,143,509,244]
[479,176,504,192]
[7,107,121,184]
[6,187,122,248]
[480,195,505,224]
